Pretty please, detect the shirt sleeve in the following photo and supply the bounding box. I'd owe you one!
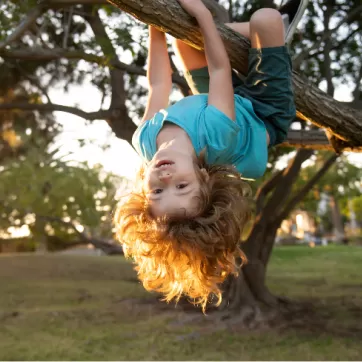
[132,120,149,157]
[202,104,241,164]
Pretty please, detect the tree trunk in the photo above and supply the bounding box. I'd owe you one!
[216,151,337,322]
[329,195,345,243]
[34,220,48,254]
[107,0,362,148]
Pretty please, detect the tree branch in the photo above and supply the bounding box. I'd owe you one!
[15,64,52,103]
[0,199,123,255]
[263,149,314,221]
[322,2,335,97]
[106,0,362,147]
[0,4,46,50]
[255,170,283,214]
[0,48,189,89]
[352,64,362,103]
[284,129,328,146]
[276,153,338,225]
[81,5,136,142]
[293,4,362,68]
[309,27,361,61]
[243,149,314,261]
[0,102,111,120]
[281,130,362,152]
[48,0,109,7]
[37,214,124,254]
[255,149,314,265]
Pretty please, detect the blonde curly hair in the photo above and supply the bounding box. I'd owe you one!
[114,156,252,312]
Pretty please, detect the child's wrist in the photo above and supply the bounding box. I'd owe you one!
[195,9,213,25]
[149,26,166,37]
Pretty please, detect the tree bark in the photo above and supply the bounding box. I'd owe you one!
[329,195,345,243]
[106,0,362,148]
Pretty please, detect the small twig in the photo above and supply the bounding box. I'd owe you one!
[0,4,45,50]
[62,6,74,49]
[16,64,52,103]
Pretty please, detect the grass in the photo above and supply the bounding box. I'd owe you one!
[0,245,362,360]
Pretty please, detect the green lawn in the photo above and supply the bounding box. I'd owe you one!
[1,245,362,360]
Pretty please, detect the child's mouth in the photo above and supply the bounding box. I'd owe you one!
[155,160,174,168]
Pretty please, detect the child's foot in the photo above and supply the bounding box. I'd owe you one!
[279,0,309,45]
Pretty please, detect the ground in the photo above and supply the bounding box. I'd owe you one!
[0,245,362,360]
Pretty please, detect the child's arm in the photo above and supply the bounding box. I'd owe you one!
[142,26,172,123]
[177,0,235,121]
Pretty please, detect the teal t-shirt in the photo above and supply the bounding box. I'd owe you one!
[132,94,268,179]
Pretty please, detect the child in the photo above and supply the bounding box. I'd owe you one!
[115,0,309,311]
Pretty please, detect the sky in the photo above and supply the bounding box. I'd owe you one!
[50,84,142,180]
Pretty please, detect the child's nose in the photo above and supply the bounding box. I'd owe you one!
[159,171,172,182]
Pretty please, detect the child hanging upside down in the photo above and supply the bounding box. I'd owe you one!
[114,0,309,311]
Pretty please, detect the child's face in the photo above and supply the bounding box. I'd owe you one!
[143,150,202,218]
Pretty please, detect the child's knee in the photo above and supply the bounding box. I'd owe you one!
[250,8,283,32]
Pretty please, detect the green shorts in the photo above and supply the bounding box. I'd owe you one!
[185,46,296,146]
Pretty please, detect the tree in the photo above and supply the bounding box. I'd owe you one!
[100,0,361,321]
[0,140,125,253]
[296,153,362,241]
[351,195,362,225]
[0,0,361,150]
[0,0,361,323]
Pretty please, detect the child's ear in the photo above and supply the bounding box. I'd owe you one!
[200,168,210,181]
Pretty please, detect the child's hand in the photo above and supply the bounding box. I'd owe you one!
[177,0,209,19]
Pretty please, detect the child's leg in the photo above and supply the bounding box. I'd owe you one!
[174,22,251,71]
[173,14,282,82]
[234,8,296,146]
[173,39,209,94]
[173,39,208,73]
[173,22,250,95]
[248,8,285,48]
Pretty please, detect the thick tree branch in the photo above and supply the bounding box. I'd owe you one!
[285,129,329,146]
[0,4,46,50]
[255,149,314,265]
[276,153,338,225]
[106,0,362,148]
[263,149,314,222]
[255,170,283,214]
[243,149,314,261]
[48,0,231,20]
[281,130,362,152]
[81,5,135,142]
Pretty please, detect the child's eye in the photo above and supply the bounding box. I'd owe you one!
[152,189,163,194]
[176,184,188,189]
